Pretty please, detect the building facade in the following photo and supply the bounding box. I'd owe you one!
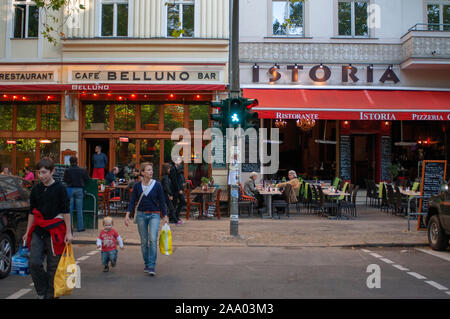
[0,0,229,185]
[240,0,450,185]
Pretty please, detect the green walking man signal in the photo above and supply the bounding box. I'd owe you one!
[210,97,259,131]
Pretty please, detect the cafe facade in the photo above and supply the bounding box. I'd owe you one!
[0,0,229,186]
[239,0,450,186]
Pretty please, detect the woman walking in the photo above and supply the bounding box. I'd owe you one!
[124,162,168,276]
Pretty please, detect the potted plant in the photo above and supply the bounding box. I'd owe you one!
[201,177,210,190]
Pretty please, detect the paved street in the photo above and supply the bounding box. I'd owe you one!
[2,244,449,299]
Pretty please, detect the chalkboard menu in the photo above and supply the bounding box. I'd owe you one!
[339,136,351,181]
[53,164,69,186]
[418,160,447,230]
[242,134,260,173]
[380,136,391,182]
[212,134,227,169]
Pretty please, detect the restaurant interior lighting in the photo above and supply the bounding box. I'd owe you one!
[119,136,129,142]
[6,140,16,145]
[39,139,52,144]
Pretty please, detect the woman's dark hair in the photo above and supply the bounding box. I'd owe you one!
[161,163,170,176]
[36,157,54,171]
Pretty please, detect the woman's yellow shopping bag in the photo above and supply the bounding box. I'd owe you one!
[54,243,76,298]
[159,223,173,256]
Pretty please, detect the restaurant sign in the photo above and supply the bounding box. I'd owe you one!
[0,71,55,82]
[71,70,221,83]
[256,111,450,121]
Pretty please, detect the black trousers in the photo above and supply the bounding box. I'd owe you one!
[29,232,62,299]
[166,198,178,223]
[174,192,186,217]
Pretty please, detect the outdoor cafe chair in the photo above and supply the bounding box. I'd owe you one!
[394,185,409,216]
[205,188,222,219]
[272,183,297,218]
[184,186,202,220]
[238,183,257,217]
[316,186,339,217]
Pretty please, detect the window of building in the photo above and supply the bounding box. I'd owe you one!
[141,105,160,130]
[16,138,36,175]
[338,0,369,37]
[167,0,195,37]
[272,0,304,36]
[0,105,13,131]
[17,104,37,131]
[427,1,450,30]
[85,104,111,130]
[101,0,129,37]
[13,0,39,38]
[114,104,136,131]
[41,104,61,131]
[164,104,184,131]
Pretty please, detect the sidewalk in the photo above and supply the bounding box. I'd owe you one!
[72,206,429,248]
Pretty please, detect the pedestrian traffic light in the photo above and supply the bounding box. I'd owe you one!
[228,98,243,127]
[241,98,259,130]
[210,99,228,133]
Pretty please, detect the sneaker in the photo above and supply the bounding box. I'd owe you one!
[103,265,109,272]
[111,261,116,268]
[144,266,151,273]
[176,220,183,225]
[148,268,156,276]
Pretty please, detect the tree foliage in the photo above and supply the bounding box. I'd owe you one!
[34,0,85,45]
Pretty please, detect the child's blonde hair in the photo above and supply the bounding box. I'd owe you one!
[103,216,113,226]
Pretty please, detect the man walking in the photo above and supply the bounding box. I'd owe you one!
[64,156,90,232]
[92,145,107,180]
[169,157,185,225]
[23,157,71,299]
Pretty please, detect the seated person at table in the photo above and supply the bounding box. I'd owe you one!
[244,172,264,208]
[105,167,119,186]
[276,170,300,194]
[105,167,120,196]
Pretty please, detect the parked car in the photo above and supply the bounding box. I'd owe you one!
[426,187,450,251]
[0,176,31,279]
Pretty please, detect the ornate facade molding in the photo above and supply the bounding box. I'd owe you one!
[240,42,403,64]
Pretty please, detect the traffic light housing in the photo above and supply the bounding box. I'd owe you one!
[210,97,259,131]
[241,98,259,130]
[210,99,228,133]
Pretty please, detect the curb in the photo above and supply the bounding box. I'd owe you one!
[72,239,429,249]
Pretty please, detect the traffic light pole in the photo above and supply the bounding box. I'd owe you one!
[229,0,240,237]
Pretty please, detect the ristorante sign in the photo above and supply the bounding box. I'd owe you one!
[257,110,450,121]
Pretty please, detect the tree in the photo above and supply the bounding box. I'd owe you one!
[34,0,85,45]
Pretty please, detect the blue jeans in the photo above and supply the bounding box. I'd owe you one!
[69,187,84,231]
[136,211,160,268]
[101,249,118,266]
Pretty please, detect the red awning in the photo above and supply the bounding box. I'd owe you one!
[243,88,450,121]
[0,83,226,92]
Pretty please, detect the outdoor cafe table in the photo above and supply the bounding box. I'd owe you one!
[321,188,350,219]
[397,188,423,231]
[191,186,216,218]
[258,188,282,219]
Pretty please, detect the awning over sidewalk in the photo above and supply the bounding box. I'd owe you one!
[243,88,450,121]
[0,83,226,92]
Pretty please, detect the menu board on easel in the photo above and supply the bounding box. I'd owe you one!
[339,136,351,181]
[380,136,391,182]
[418,160,447,230]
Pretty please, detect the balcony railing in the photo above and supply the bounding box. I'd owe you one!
[408,23,450,32]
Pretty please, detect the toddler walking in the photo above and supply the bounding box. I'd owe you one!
[97,217,124,272]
